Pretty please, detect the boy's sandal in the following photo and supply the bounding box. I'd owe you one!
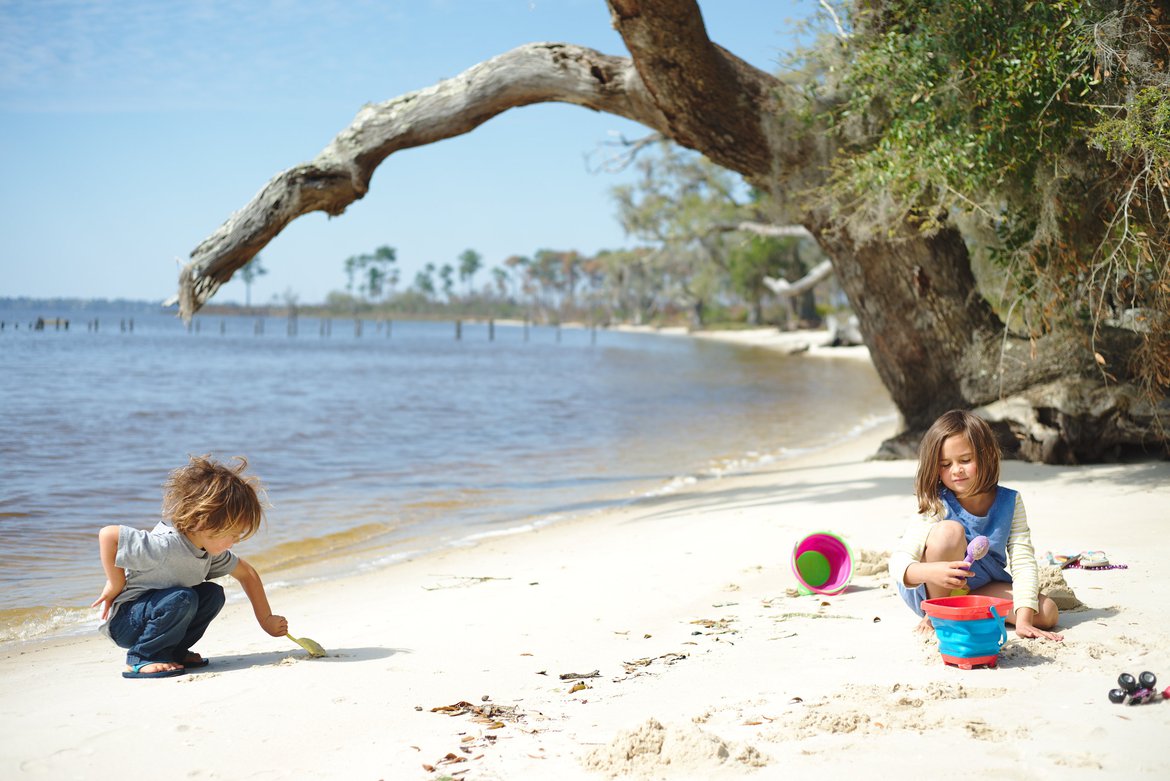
[123,662,187,679]
[181,653,210,668]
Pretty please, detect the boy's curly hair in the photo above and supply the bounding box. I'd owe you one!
[163,455,266,540]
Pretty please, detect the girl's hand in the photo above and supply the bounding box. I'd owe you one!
[261,613,289,637]
[91,579,123,620]
[923,560,971,592]
[1014,612,1064,642]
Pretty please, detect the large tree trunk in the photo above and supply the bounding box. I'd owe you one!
[810,220,1002,428]
[174,0,1167,463]
[808,218,1168,461]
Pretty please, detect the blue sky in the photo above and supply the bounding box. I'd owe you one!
[0,0,821,305]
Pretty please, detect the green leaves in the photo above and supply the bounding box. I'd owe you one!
[827,0,1101,223]
[1091,87,1170,165]
[810,1,1170,395]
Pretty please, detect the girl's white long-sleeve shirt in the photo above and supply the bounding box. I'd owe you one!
[888,488,1040,615]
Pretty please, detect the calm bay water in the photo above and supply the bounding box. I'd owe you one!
[0,305,895,643]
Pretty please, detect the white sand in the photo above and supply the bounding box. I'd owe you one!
[3,331,1168,780]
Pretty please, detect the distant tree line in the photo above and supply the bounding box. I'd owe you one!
[311,142,840,328]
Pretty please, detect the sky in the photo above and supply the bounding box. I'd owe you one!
[0,0,822,305]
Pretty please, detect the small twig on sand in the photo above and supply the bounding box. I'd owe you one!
[422,576,512,591]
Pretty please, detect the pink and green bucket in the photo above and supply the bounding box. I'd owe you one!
[790,532,853,596]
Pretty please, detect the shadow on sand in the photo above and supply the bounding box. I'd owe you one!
[195,646,409,673]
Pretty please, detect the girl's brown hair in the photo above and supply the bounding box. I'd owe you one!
[914,410,1001,517]
[163,455,266,541]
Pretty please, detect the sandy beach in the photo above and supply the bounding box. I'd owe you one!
[2,330,1168,780]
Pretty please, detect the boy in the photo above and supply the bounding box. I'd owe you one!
[93,455,289,678]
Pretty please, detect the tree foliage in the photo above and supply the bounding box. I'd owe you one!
[827,0,1099,222]
[727,235,814,325]
[344,245,398,302]
[819,0,1170,394]
[612,142,756,326]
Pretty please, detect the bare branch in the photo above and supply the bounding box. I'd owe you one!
[586,132,665,174]
[762,259,834,299]
[726,221,813,239]
[177,42,670,319]
[819,0,851,40]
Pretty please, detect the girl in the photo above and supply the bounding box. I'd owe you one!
[889,409,1063,641]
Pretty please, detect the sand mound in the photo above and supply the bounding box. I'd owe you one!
[1038,565,1085,610]
[853,549,891,577]
[582,718,767,779]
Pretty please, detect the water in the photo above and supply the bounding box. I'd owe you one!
[0,305,895,643]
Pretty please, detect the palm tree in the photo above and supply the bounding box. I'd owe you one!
[239,255,268,308]
[458,249,482,296]
[439,264,455,302]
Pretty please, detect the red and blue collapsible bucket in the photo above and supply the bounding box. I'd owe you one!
[921,595,1012,669]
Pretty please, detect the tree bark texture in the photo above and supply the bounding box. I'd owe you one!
[176,0,1166,463]
[810,221,1004,428]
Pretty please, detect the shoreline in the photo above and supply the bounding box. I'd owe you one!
[4,419,1168,779]
[0,324,884,647]
[614,323,873,361]
[0,404,898,649]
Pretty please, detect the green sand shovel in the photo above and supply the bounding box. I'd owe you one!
[286,632,327,657]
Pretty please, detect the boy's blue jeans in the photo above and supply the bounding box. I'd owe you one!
[107,583,225,667]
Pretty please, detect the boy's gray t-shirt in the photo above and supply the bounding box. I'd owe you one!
[99,521,238,637]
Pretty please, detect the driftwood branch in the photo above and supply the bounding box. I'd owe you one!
[763,259,834,299]
[735,221,812,239]
[716,221,813,239]
[177,42,670,320]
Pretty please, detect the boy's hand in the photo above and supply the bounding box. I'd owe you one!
[261,614,289,637]
[94,526,126,619]
[91,579,124,620]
